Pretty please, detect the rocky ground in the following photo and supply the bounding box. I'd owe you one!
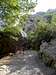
[0,50,56,75]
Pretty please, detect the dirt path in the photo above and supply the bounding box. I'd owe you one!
[0,50,56,75]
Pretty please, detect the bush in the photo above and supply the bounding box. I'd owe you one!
[28,19,56,50]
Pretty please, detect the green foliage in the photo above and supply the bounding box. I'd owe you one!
[0,0,37,36]
[0,0,37,37]
[0,0,37,26]
[0,0,37,57]
[28,13,56,50]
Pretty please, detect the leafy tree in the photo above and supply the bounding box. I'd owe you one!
[0,0,37,57]
[0,0,38,39]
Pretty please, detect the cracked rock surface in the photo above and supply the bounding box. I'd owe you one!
[0,50,56,75]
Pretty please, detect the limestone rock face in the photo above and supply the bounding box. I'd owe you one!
[40,39,56,68]
[24,15,37,33]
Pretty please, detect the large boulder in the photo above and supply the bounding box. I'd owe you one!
[39,39,56,69]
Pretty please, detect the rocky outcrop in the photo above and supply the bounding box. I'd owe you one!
[24,15,37,33]
[39,39,56,68]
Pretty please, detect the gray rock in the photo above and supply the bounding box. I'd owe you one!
[0,50,55,75]
[40,39,56,68]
